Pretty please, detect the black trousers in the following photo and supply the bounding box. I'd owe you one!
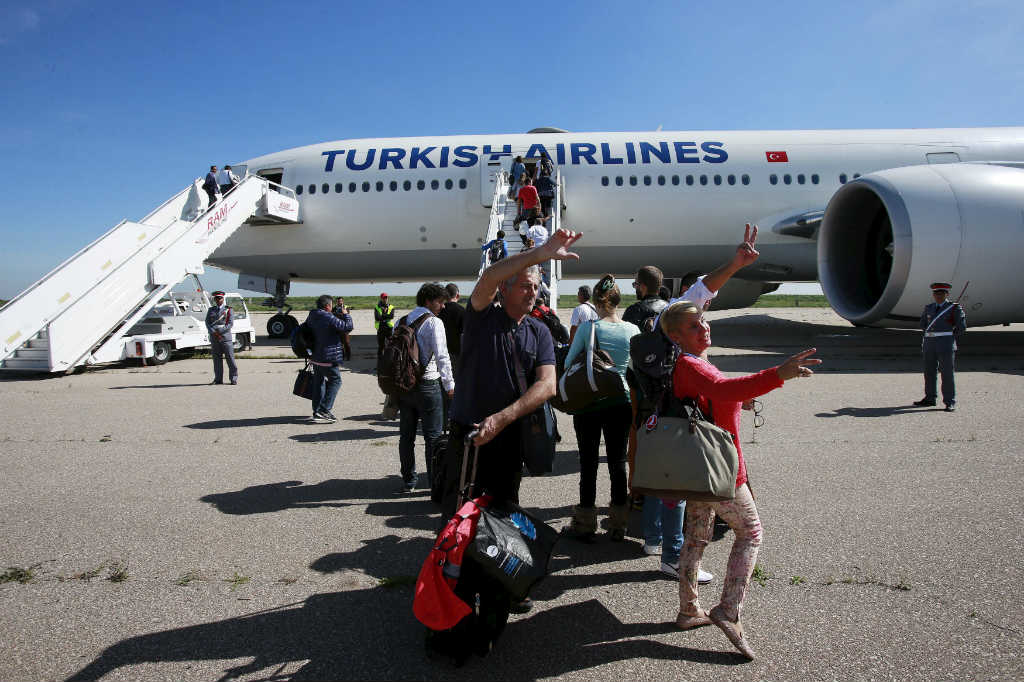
[442,421,523,517]
[572,402,631,507]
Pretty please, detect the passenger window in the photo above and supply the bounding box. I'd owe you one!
[657,175,666,186]
[643,175,651,186]
[699,175,708,186]
[322,183,329,194]
[308,184,316,195]
[601,176,609,186]
[445,179,453,190]
[375,181,383,192]
[295,185,303,195]
[431,179,439,190]
[390,181,398,191]
[362,182,370,192]
[811,174,819,185]
[713,175,722,186]
[459,178,467,189]
[839,173,847,184]
[349,182,357,193]
[783,174,792,185]
[797,174,805,185]
[335,183,343,193]
[741,174,750,185]
[417,180,425,190]
[770,174,778,185]
[672,175,680,185]
[403,180,412,191]
[615,176,623,186]
[686,175,694,186]
[629,176,638,186]
[727,174,736,185]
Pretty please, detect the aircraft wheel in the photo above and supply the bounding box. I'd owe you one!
[267,314,290,338]
[284,316,299,335]
[151,342,171,365]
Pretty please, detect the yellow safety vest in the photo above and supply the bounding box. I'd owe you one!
[374,303,395,330]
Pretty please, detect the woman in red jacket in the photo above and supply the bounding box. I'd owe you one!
[659,300,820,659]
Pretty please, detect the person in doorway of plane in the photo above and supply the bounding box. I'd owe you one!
[202,165,220,208]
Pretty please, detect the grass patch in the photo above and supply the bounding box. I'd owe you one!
[71,563,106,581]
[1,566,36,584]
[751,563,771,586]
[224,572,250,591]
[752,295,831,308]
[106,561,129,583]
[378,575,417,589]
[176,570,204,586]
[789,575,806,586]
[278,576,299,585]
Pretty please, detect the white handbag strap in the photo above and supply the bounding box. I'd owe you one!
[585,321,598,391]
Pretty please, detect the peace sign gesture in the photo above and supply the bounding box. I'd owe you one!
[734,223,760,268]
[777,347,822,380]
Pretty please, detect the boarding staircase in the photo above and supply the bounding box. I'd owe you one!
[480,168,565,310]
[0,175,300,372]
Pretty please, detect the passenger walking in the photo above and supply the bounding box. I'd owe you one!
[569,285,599,344]
[305,295,354,423]
[334,296,352,361]
[396,283,455,493]
[438,283,465,370]
[913,282,966,411]
[443,227,581,613]
[659,300,820,659]
[205,291,237,385]
[563,276,639,542]
[534,170,557,222]
[481,230,508,266]
[374,293,396,365]
[623,266,669,331]
[217,164,240,195]
[508,155,526,199]
[517,176,541,226]
[202,165,220,208]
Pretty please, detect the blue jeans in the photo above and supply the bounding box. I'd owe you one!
[311,364,341,415]
[643,497,684,565]
[398,379,443,486]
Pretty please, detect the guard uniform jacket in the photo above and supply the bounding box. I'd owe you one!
[919,301,966,351]
[205,304,233,342]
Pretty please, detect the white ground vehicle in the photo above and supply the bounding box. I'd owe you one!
[124,284,255,365]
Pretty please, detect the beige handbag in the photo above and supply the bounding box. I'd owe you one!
[631,399,739,501]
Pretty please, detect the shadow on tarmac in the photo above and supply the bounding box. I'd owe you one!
[289,427,399,442]
[200,478,404,515]
[815,404,950,418]
[184,415,316,429]
[66,593,744,681]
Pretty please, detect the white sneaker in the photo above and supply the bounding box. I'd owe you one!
[642,543,662,555]
[660,561,714,584]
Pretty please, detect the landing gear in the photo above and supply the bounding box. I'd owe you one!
[267,313,298,338]
[264,279,298,338]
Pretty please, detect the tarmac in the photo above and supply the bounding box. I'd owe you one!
[1,307,1022,681]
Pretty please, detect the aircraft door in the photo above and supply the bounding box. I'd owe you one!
[256,167,285,188]
[481,158,503,207]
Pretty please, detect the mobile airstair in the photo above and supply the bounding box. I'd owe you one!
[0,175,300,373]
[480,167,564,310]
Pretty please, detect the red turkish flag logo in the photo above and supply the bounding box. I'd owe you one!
[766,151,789,162]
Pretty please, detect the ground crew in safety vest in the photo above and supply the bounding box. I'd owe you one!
[913,282,966,412]
[374,293,396,365]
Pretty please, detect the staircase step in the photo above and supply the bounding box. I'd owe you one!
[14,348,48,360]
[1,357,50,371]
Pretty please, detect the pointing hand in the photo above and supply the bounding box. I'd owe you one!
[777,347,822,380]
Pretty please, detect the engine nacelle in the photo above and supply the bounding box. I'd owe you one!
[818,163,1024,327]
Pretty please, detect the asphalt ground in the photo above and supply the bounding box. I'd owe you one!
[1,308,1022,681]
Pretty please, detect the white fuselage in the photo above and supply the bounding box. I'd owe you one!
[209,128,1024,284]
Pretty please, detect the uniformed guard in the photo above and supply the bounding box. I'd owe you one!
[205,291,237,385]
[913,282,965,411]
[373,292,396,365]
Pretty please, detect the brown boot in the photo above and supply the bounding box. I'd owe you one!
[567,505,597,541]
[607,503,630,542]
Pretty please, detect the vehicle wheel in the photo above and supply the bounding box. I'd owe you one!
[284,316,299,335]
[233,337,243,352]
[151,341,171,365]
[267,314,289,338]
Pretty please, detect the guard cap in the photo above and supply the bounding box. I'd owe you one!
[929,282,952,292]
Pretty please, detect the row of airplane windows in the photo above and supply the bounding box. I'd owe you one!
[600,172,864,187]
[296,178,469,195]
[295,171,867,197]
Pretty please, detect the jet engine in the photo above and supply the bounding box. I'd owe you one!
[818,163,1024,327]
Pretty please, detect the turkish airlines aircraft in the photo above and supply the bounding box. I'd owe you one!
[209,127,1024,329]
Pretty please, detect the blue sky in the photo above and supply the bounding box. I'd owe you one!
[1,0,1022,299]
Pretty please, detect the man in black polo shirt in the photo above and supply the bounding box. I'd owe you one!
[445,228,583,514]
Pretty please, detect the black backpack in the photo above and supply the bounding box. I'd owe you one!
[289,321,315,358]
[377,313,432,395]
[488,239,505,263]
[626,327,681,427]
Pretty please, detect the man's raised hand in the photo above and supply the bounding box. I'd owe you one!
[542,228,583,262]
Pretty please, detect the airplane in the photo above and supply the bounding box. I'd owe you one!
[208,126,1024,335]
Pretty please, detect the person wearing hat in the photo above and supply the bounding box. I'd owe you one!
[914,282,966,411]
[374,293,396,365]
[205,291,237,385]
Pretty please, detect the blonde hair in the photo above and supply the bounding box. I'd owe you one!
[592,274,620,313]
[659,300,700,335]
